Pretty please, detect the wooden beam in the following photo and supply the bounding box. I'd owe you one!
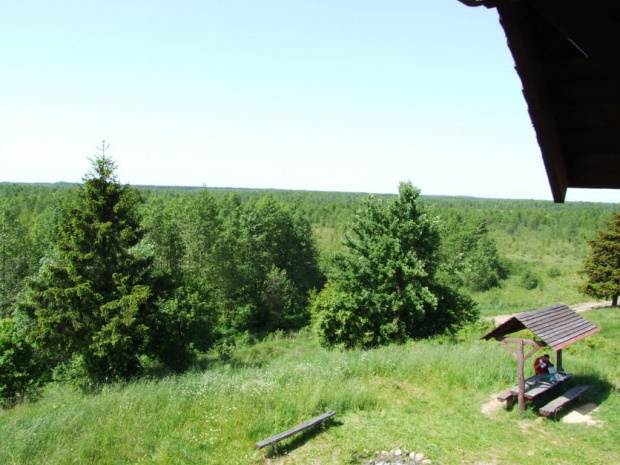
[501,340,518,359]
[497,1,569,202]
[564,154,620,188]
[499,338,542,413]
[502,338,544,347]
[255,411,336,450]
[456,0,518,8]
[517,339,526,412]
[528,0,620,81]
[524,343,542,362]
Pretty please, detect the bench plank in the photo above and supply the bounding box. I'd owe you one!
[508,373,572,399]
[539,385,589,417]
[255,411,336,450]
[497,389,515,410]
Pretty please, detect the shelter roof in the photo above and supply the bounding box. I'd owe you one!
[482,303,600,350]
[458,0,620,202]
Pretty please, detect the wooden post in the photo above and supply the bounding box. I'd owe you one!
[499,337,543,413]
[556,349,563,371]
[517,339,526,412]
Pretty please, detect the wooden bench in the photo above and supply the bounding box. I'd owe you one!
[539,385,589,418]
[255,411,336,450]
[497,389,516,410]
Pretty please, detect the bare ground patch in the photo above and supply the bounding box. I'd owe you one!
[561,402,605,427]
[480,393,503,415]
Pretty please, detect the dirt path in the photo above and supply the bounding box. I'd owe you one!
[488,300,612,326]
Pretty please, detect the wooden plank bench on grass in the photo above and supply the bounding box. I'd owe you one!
[255,411,336,450]
[539,385,589,418]
[497,389,516,410]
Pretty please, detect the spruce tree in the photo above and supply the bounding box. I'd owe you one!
[23,148,157,383]
[580,210,620,307]
[311,182,477,348]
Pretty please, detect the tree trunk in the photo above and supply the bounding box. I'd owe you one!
[613,294,618,307]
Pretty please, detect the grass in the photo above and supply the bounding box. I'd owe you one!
[2,308,619,464]
[472,228,593,317]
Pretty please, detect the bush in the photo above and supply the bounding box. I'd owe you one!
[311,182,477,348]
[0,318,47,408]
[519,270,541,290]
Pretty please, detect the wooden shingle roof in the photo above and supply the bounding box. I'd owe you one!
[482,303,600,350]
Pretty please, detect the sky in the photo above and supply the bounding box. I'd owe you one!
[1,1,618,203]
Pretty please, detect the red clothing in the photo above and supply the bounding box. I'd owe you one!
[534,356,551,374]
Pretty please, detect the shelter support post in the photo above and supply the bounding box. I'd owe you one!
[517,340,525,412]
[556,349,563,371]
[500,338,544,413]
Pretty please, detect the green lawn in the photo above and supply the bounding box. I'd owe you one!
[2,308,619,464]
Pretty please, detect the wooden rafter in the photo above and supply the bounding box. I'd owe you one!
[528,0,620,81]
[497,1,569,202]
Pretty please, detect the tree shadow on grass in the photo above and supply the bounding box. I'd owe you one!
[261,417,343,459]
[571,374,614,405]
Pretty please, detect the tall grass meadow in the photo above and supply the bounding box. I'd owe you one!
[2,310,619,464]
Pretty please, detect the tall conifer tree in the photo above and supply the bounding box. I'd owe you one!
[23,146,157,382]
[311,182,477,348]
[580,210,620,307]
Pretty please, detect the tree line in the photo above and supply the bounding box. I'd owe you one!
[1,155,618,407]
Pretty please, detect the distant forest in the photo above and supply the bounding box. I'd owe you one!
[2,181,616,318]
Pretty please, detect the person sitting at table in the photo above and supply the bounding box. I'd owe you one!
[534,353,554,374]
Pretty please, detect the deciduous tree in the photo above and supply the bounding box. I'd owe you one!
[213,194,323,334]
[0,318,47,408]
[0,202,31,317]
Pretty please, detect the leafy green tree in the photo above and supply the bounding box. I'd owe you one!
[148,276,217,370]
[21,152,160,383]
[0,201,32,317]
[142,198,186,276]
[440,217,506,291]
[311,182,477,348]
[579,210,620,307]
[0,318,48,408]
[213,194,323,334]
[181,189,220,278]
[141,192,218,370]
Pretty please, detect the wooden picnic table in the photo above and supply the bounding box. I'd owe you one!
[508,372,572,400]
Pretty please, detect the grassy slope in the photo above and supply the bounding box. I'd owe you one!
[1,309,619,465]
[473,228,591,316]
[311,197,614,318]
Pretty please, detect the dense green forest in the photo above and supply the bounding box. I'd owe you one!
[1,172,618,405]
[1,181,616,318]
[1,180,616,318]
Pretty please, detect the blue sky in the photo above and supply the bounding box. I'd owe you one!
[1,0,618,203]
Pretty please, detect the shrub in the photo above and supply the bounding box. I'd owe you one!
[519,270,541,290]
[311,182,477,348]
[0,318,47,408]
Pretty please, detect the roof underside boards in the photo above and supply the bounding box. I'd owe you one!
[459,0,620,202]
[482,303,600,350]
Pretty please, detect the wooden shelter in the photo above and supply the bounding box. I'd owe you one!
[482,303,600,411]
[458,0,620,202]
